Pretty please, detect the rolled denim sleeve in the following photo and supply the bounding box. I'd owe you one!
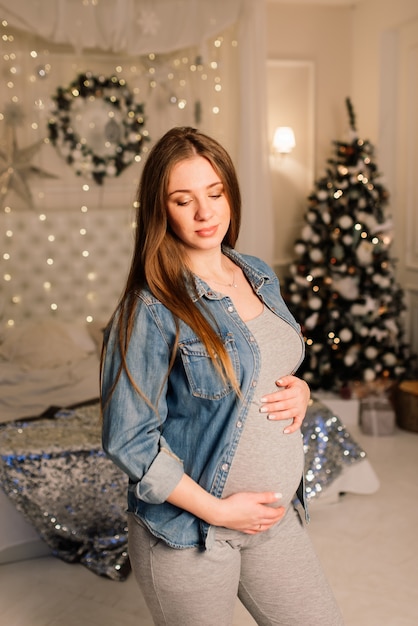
[135,442,184,503]
[101,298,184,504]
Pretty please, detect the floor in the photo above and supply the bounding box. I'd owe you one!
[0,423,417,626]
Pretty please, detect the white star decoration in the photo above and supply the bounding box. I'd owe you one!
[137,9,160,36]
[0,126,57,209]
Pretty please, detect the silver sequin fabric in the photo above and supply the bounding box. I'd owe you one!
[0,403,129,581]
[302,398,367,500]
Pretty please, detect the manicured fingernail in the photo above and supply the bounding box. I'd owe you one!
[283,427,291,434]
[267,414,275,420]
[260,396,267,403]
[259,405,268,413]
[274,492,283,499]
[276,379,283,385]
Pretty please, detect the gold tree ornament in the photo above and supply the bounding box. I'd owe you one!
[0,125,58,209]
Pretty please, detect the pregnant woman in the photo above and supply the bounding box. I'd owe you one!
[101,127,344,626]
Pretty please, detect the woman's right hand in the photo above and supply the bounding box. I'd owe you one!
[167,475,285,534]
[215,491,286,534]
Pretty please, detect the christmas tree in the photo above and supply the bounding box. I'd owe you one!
[284,98,416,393]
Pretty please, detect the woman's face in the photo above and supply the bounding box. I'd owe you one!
[166,156,231,255]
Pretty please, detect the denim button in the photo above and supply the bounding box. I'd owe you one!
[236,421,243,428]
[221,463,229,472]
[227,306,234,312]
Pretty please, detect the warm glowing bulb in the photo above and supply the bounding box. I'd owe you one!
[272,127,296,154]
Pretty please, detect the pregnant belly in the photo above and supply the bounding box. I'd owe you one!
[221,421,305,509]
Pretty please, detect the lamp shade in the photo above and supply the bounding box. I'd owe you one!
[272,126,296,154]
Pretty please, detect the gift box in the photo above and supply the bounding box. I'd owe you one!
[359,396,396,436]
[393,380,418,433]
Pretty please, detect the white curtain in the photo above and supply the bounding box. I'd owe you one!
[0,0,240,55]
[236,0,273,262]
[0,0,273,263]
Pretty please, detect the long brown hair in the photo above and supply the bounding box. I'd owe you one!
[101,127,242,407]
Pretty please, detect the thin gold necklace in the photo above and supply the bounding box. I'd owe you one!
[201,268,238,289]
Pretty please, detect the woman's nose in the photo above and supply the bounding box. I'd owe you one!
[195,197,212,220]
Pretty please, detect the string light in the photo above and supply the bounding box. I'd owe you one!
[0,20,236,328]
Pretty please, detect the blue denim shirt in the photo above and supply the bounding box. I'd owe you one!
[101,248,306,549]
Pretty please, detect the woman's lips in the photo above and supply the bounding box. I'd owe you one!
[195,225,218,237]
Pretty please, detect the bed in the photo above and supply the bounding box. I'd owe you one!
[0,315,380,581]
[0,317,132,579]
[0,318,101,423]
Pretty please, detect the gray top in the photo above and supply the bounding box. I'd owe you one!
[217,306,304,537]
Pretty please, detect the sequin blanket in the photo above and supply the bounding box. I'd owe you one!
[0,399,368,581]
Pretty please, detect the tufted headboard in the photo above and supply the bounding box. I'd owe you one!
[1,207,135,331]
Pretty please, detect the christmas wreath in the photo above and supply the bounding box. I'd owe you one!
[48,72,149,185]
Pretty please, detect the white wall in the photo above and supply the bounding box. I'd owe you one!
[265,2,353,279]
[266,0,418,351]
[266,2,353,177]
[350,0,418,143]
[266,0,418,153]
[351,0,418,352]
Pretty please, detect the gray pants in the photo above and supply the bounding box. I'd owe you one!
[128,508,344,626]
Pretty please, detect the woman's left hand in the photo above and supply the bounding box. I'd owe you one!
[259,375,310,434]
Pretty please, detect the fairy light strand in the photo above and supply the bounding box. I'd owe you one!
[0,22,237,329]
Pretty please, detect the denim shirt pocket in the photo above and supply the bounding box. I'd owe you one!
[178,333,240,400]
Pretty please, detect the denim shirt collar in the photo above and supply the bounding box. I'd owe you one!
[189,247,271,301]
